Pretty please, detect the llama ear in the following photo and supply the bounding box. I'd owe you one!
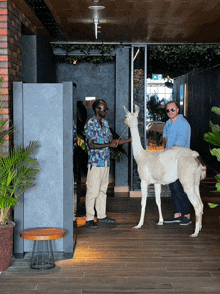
[124,106,130,114]
[135,105,140,115]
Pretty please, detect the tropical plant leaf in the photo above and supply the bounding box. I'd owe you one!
[208,203,220,209]
[210,121,220,134]
[215,182,220,192]
[210,148,220,161]
[204,133,220,146]
[211,107,220,116]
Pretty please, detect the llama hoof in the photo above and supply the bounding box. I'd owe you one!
[189,233,198,237]
[157,221,163,226]
[133,225,141,229]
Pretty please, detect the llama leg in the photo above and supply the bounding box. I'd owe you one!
[189,183,203,237]
[179,159,203,237]
[194,183,203,233]
[133,180,148,229]
[183,187,203,237]
[154,183,163,225]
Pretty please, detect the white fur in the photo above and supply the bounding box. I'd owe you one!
[124,105,206,237]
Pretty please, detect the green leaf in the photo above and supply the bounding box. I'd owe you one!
[208,203,220,208]
[210,121,220,133]
[215,182,220,192]
[204,133,220,146]
[211,107,220,116]
[210,148,220,161]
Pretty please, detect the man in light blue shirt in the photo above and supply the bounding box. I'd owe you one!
[163,101,192,226]
[163,113,191,149]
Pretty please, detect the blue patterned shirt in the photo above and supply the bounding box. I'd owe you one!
[84,116,112,167]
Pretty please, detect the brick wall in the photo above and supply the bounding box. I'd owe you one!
[0,0,37,152]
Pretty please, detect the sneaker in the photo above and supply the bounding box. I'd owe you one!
[97,217,116,224]
[164,216,183,223]
[85,220,98,228]
[180,217,192,226]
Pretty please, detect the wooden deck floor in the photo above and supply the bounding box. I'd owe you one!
[1,194,220,294]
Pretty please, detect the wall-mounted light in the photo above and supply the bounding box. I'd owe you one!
[89,6,105,39]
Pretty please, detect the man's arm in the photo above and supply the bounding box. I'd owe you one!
[116,137,132,145]
[87,138,117,149]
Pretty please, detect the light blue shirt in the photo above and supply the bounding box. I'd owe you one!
[163,114,191,148]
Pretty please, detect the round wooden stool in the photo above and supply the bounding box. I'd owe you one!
[20,228,66,270]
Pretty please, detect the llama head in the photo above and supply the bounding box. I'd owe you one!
[124,105,139,127]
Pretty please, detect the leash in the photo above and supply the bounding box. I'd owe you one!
[115,122,144,147]
[118,126,129,141]
[115,126,129,147]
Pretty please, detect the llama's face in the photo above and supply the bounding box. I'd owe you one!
[124,105,139,127]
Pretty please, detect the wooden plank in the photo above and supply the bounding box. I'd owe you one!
[1,197,220,294]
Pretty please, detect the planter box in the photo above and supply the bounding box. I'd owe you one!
[0,221,15,271]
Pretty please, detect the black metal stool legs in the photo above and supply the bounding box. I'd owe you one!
[30,240,55,270]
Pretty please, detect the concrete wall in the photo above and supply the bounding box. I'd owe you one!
[13,82,74,257]
[56,61,115,126]
[115,47,130,191]
[22,34,56,83]
[56,47,131,189]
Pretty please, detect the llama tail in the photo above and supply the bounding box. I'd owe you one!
[193,152,207,180]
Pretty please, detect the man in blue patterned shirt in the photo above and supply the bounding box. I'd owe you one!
[84,99,119,228]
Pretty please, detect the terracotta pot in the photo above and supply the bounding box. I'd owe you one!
[0,221,15,271]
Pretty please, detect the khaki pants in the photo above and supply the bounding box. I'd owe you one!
[86,164,110,221]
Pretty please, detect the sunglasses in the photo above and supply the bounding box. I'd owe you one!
[98,107,109,112]
[166,108,176,113]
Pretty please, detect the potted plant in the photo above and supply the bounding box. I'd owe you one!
[0,78,40,271]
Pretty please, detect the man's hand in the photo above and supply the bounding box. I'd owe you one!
[109,140,118,148]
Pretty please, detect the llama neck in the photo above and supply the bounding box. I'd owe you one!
[130,126,144,160]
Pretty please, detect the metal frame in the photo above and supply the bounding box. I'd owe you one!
[130,45,147,191]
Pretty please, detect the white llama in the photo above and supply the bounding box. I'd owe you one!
[124,105,206,237]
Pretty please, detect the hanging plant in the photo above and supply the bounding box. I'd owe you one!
[51,43,119,64]
[55,54,116,65]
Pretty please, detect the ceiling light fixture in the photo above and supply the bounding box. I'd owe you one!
[89,6,105,39]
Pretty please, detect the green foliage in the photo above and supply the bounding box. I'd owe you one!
[52,44,220,78]
[52,44,118,64]
[146,96,167,122]
[210,149,220,162]
[148,45,220,78]
[208,203,220,209]
[0,77,40,224]
[212,107,220,116]
[204,107,220,222]
[0,141,40,224]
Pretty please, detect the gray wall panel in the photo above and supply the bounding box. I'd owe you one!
[13,82,25,257]
[63,82,74,254]
[13,82,73,254]
[115,48,130,188]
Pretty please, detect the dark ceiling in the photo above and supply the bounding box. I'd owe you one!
[19,0,220,43]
